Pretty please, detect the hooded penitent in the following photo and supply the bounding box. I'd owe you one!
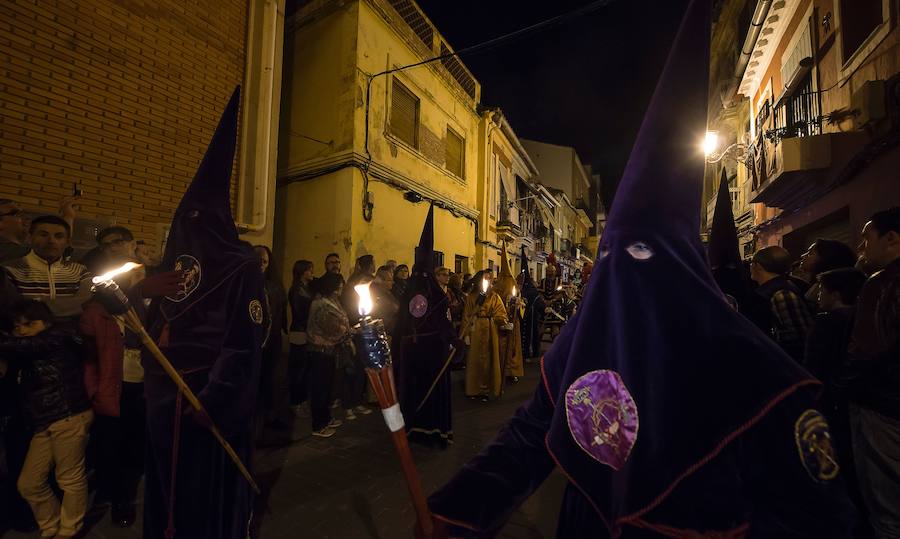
[394,205,455,441]
[708,168,770,329]
[429,0,854,535]
[519,246,544,360]
[539,0,823,528]
[493,243,524,378]
[143,87,265,539]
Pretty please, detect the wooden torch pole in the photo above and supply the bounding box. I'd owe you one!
[122,308,261,495]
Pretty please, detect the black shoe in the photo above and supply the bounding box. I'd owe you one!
[11,518,38,533]
[111,502,136,528]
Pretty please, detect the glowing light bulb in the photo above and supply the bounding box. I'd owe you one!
[703,131,719,157]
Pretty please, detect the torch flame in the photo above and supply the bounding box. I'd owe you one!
[556,285,563,291]
[92,262,142,284]
[512,285,517,297]
[481,278,489,294]
[355,282,373,317]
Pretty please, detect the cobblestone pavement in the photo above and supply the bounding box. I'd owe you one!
[3,360,566,539]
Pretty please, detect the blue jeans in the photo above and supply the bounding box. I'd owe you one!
[851,403,900,538]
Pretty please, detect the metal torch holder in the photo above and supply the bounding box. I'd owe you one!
[353,317,433,536]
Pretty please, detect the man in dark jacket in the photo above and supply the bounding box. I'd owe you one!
[288,259,315,410]
[1,300,92,539]
[750,246,814,361]
[847,207,900,537]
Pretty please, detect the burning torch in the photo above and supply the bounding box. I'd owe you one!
[90,262,260,494]
[353,283,433,536]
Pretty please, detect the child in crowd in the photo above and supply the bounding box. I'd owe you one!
[0,300,93,539]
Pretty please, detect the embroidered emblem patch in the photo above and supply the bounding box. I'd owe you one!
[166,255,202,302]
[565,370,638,470]
[409,294,428,318]
[249,299,264,325]
[794,409,839,483]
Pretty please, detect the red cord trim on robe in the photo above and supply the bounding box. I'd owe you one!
[540,356,555,407]
[630,518,750,538]
[431,512,481,532]
[545,433,614,535]
[618,378,820,524]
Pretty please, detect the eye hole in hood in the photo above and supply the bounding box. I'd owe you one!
[626,242,655,261]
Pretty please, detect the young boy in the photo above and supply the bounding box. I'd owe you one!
[0,300,93,539]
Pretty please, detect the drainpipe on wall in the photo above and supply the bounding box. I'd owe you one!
[236,0,283,234]
[724,0,772,106]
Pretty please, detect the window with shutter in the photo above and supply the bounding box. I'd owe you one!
[840,0,884,62]
[445,128,464,178]
[391,79,419,148]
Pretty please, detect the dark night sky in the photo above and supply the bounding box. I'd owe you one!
[415,0,692,207]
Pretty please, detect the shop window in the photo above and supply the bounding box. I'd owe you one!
[454,255,468,275]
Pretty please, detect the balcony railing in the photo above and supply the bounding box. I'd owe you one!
[764,89,822,144]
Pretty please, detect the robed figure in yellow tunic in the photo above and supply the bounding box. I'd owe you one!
[493,244,524,381]
[462,270,508,399]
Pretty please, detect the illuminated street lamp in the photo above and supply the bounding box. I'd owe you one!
[704,130,749,165]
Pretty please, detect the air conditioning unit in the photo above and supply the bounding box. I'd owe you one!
[852,80,887,129]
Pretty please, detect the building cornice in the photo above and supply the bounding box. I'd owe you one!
[738,0,802,101]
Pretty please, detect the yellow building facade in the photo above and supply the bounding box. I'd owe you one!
[276,0,482,281]
[475,109,541,275]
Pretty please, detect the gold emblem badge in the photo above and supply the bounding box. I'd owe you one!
[794,409,839,483]
[249,299,264,325]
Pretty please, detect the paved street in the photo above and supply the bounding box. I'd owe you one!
[4,360,566,539]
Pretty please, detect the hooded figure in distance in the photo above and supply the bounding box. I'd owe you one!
[142,87,265,539]
[519,246,544,362]
[425,1,855,536]
[708,168,770,330]
[493,243,524,383]
[394,205,456,445]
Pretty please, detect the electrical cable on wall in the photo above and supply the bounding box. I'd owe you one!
[360,0,617,227]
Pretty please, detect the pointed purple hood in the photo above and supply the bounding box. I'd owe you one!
[708,168,742,270]
[541,0,815,529]
[394,204,451,337]
[158,87,256,320]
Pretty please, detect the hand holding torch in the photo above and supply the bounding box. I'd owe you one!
[352,283,433,537]
[90,262,260,495]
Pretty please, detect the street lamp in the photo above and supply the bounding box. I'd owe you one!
[702,131,719,157]
[704,130,749,166]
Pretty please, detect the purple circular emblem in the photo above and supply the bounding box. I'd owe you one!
[565,370,639,470]
[409,294,428,318]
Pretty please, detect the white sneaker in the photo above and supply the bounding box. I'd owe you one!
[345,409,357,421]
[328,418,343,428]
[354,405,373,415]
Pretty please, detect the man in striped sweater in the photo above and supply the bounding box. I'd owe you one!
[3,215,91,320]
